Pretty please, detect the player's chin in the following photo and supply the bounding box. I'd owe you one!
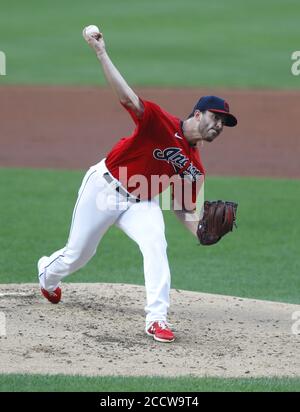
[205,130,219,142]
[204,135,215,142]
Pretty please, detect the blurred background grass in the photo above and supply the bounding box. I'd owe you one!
[0,0,299,87]
[1,168,299,304]
[1,374,300,392]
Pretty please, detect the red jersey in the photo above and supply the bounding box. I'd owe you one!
[105,99,205,206]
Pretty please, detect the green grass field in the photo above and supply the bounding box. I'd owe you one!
[0,0,299,88]
[1,374,300,392]
[0,168,299,304]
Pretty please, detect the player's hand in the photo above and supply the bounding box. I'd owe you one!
[82,27,106,56]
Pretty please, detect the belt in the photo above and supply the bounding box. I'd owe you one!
[103,172,140,202]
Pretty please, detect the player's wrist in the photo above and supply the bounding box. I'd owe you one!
[96,48,107,58]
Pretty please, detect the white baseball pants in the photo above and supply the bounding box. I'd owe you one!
[38,159,171,325]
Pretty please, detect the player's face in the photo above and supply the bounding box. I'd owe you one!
[198,111,226,142]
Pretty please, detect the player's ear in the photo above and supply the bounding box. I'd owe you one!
[194,109,202,121]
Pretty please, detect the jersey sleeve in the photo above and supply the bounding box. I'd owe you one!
[121,98,162,128]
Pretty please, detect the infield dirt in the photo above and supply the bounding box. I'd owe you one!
[1,86,299,178]
[0,283,299,377]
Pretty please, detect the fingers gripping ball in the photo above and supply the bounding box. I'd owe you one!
[83,25,102,42]
[197,200,238,245]
[84,25,100,36]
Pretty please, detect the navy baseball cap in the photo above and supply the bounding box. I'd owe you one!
[189,95,237,127]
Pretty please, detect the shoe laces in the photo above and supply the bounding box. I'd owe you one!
[157,321,172,330]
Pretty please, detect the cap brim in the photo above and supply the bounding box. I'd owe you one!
[209,109,238,127]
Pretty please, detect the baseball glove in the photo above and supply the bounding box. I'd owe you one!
[197,200,238,246]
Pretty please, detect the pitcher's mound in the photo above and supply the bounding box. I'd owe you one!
[0,283,299,377]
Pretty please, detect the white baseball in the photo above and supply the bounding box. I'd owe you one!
[84,25,100,37]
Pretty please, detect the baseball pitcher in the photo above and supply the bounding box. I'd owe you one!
[38,25,238,343]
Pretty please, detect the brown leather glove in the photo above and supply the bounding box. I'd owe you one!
[197,200,238,245]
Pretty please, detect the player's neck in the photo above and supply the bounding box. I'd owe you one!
[182,119,202,147]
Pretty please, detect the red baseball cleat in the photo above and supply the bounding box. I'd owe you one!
[146,321,175,343]
[41,287,62,304]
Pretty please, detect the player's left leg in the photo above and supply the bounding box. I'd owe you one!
[114,198,172,329]
[38,162,127,294]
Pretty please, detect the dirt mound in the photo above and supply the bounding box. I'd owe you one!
[0,283,299,377]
